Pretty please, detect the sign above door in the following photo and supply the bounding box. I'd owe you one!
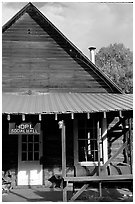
[9,123,40,134]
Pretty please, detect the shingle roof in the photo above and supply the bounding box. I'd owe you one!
[2,93,133,114]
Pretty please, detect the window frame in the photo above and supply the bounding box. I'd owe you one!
[77,118,103,166]
[21,134,40,162]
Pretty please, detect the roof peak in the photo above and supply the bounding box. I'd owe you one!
[26,2,35,7]
[2,2,36,32]
[2,2,122,94]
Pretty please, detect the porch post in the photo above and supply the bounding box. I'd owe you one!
[123,118,130,164]
[129,118,133,174]
[59,120,67,202]
[97,120,102,197]
[101,115,108,163]
[61,121,66,178]
[73,119,78,166]
[58,120,66,178]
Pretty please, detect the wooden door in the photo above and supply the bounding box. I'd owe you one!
[18,134,43,185]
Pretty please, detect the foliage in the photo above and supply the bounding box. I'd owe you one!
[95,43,133,93]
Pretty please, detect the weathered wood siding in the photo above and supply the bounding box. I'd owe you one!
[107,117,124,163]
[3,12,113,93]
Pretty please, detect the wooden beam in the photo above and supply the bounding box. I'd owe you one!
[39,114,41,121]
[64,174,133,182]
[97,121,102,197]
[99,182,102,197]
[101,117,108,163]
[97,120,102,197]
[70,184,89,201]
[123,118,130,164]
[63,181,68,202]
[107,117,124,136]
[61,121,66,178]
[73,119,78,166]
[97,121,101,176]
[102,142,127,169]
[119,111,122,118]
[129,118,133,174]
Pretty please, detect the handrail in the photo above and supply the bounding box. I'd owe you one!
[64,174,133,182]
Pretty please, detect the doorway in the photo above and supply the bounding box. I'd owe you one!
[18,134,43,185]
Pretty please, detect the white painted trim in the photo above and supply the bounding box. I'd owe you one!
[7,114,10,121]
[71,113,74,120]
[104,112,106,118]
[101,117,108,163]
[55,113,58,120]
[79,161,103,166]
[87,113,90,119]
[17,125,43,185]
[39,129,43,185]
[39,114,41,121]
[17,134,22,185]
[22,114,25,121]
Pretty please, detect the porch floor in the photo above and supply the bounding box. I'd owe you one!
[2,185,133,202]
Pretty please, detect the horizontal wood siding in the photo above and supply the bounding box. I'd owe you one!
[3,12,112,93]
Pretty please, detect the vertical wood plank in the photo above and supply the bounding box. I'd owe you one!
[97,120,100,176]
[17,134,21,185]
[123,118,130,164]
[39,114,41,121]
[99,182,102,197]
[129,118,133,174]
[62,121,66,178]
[73,119,78,166]
[99,128,102,160]
[101,117,108,163]
[97,120,102,197]
[63,181,68,202]
[39,129,44,185]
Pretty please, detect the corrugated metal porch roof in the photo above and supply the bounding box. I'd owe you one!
[2,93,133,114]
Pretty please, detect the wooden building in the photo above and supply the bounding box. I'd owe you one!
[2,3,133,200]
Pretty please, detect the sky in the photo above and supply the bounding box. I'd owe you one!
[2,1,133,58]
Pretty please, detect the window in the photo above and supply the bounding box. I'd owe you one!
[21,135,39,161]
[78,119,102,162]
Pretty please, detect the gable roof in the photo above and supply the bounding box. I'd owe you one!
[2,2,122,94]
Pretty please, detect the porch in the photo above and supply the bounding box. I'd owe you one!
[2,185,133,202]
[2,93,133,201]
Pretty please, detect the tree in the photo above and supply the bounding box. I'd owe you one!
[95,43,133,93]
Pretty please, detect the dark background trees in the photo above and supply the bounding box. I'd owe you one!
[95,43,133,93]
